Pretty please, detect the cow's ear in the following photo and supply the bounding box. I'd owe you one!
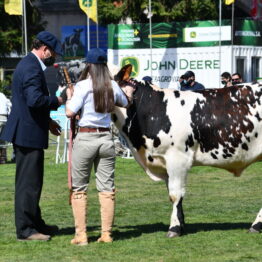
[114,64,132,82]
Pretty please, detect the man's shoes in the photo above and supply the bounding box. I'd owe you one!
[18,233,51,241]
[39,224,59,235]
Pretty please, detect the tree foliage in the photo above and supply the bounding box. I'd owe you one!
[98,0,249,25]
[0,0,251,55]
[0,0,46,56]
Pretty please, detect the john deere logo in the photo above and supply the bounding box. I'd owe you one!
[82,0,92,7]
[121,57,139,77]
[190,31,196,38]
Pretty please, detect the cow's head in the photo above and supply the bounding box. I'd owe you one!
[114,64,144,91]
[114,64,132,84]
[74,28,84,34]
[114,64,138,103]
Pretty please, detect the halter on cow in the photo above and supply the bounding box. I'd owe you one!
[113,64,262,237]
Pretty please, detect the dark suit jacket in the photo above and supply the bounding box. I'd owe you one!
[0,52,59,149]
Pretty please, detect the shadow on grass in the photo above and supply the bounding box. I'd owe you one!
[114,222,251,240]
[58,222,251,241]
[185,222,251,234]
[57,225,100,236]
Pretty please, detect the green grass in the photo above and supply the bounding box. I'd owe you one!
[0,141,261,262]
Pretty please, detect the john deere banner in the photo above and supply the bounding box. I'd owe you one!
[108,19,262,50]
[108,20,232,49]
[108,46,233,89]
[108,19,262,89]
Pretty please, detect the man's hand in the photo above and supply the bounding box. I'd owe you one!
[59,87,68,104]
[49,119,61,136]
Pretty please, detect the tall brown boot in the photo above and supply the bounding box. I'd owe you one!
[70,191,88,246]
[97,191,115,243]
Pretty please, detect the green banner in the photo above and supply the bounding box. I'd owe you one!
[108,19,262,49]
[234,19,262,46]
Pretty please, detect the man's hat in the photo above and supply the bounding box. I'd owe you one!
[182,71,195,79]
[142,76,152,82]
[86,48,107,64]
[36,31,63,56]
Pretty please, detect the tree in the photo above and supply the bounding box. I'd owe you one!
[0,0,46,56]
[98,0,250,25]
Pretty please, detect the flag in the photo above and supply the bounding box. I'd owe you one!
[225,0,235,5]
[250,0,258,19]
[79,0,97,23]
[4,0,22,15]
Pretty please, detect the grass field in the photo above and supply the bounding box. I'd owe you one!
[0,141,261,262]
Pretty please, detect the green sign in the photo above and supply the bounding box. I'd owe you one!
[108,19,262,49]
[234,19,262,46]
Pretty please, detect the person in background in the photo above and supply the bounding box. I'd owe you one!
[0,31,64,241]
[66,48,134,246]
[232,72,243,85]
[0,92,11,142]
[221,72,233,88]
[142,76,153,84]
[0,92,11,163]
[180,71,205,91]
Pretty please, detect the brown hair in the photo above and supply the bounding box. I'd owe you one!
[79,63,115,113]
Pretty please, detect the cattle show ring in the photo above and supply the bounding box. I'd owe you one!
[1,1,262,261]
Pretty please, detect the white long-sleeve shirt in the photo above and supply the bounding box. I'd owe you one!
[67,79,128,128]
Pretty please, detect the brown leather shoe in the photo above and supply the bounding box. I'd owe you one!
[18,233,51,241]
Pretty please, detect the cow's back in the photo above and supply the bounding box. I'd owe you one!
[113,83,262,179]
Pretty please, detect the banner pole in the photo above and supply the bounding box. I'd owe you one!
[22,0,24,54]
[23,0,28,55]
[231,2,234,74]
[87,16,90,51]
[96,1,99,48]
[149,0,152,78]
[219,0,222,87]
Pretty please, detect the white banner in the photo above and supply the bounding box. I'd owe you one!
[108,46,232,89]
[184,26,231,42]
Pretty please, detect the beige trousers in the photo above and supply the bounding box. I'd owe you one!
[71,131,116,192]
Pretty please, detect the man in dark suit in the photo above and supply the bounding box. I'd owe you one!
[0,31,64,241]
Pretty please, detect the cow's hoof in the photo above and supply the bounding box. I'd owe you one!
[248,222,262,233]
[166,226,182,238]
[166,231,180,238]
[248,227,260,233]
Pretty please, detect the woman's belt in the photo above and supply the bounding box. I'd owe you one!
[78,127,110,133]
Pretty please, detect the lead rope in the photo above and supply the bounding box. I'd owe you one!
[127,91,144,134]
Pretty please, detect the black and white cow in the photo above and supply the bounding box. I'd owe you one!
[63,28,83,57]
[113,65,262,237]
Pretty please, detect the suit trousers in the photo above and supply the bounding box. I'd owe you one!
[15,145,46,239]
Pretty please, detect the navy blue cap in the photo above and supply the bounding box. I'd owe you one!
[36,31,63,56]
[86,48,107,64]
[182,71,195,79]
[142,76,152,82]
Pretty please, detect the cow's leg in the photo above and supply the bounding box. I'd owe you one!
[166,159,188,238]
[249,208,262,233]
[72,44,77,57]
